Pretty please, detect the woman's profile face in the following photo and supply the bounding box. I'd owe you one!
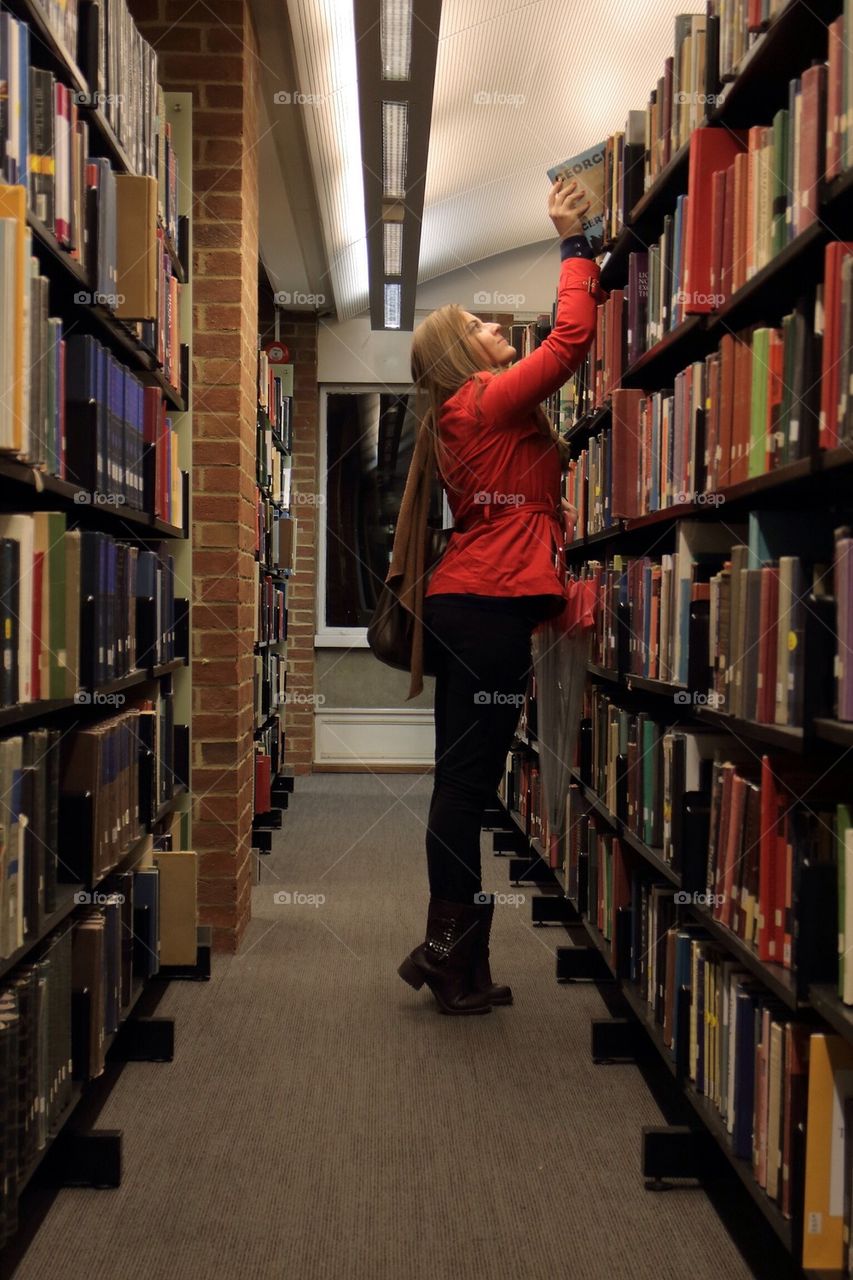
[459,311,516,369]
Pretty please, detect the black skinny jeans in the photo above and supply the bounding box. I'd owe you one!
[423,595,547,904]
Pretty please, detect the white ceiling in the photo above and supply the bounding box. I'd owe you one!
[257,0,704,320]
[420,0,704,281]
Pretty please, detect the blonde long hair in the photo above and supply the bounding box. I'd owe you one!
[410,304,570,480]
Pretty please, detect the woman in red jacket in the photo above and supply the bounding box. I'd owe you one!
[398,178,604,1015]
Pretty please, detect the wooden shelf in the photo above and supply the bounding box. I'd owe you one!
[621,315,708,390]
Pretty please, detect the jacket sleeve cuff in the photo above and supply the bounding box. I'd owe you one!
[560,235,595,261]
[559,253,608,302]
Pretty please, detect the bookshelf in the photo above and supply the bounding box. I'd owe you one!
[0,0,197,1255]
[252,277,297,858]
[506,1,853,1271]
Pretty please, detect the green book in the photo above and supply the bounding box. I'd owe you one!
[771,109,788,259]
[748,328,771,477]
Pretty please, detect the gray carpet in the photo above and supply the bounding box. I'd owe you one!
[14,774,755,1280]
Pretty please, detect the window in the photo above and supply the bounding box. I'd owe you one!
[318,385,439,643]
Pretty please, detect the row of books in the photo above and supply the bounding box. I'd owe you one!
[500,748,550,851]
[563,779,853,1266]
[636,4,792,206]
[256,504,296,576]
[0,179,185,472]
[0,514,179,706]
[0,923,73,1247]
[255,574,287,648]
[254,649,286,729]
[257,423,290,509]
[94,0,162,180]
[0,729,61,959]
[257,350,294,450]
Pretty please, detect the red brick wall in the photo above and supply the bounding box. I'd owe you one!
[129,0,260,950]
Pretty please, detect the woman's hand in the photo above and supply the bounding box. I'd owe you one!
[548,178,591,240]
[561,495,578,542]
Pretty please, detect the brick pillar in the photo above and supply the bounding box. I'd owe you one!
[275,315,318,774]
[129,0,260,950]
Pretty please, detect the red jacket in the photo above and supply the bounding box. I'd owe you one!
[426,254,603,602]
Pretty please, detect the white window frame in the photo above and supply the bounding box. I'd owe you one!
[315,382,412,647]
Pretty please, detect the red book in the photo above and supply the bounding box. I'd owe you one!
[766,328,785,470]
[819,242,853,448]
[713,763,734,907]
[710,167,727,300]
[798,64,827,234]
[683,128,748,314]
[758,756,785,963]
[747,0,763,29]
[721,162,735,302]
[254,752,271,814]
[610,388,645,518]
[31,550,44,701]
[142,386,161,516]
[827,18,844,181]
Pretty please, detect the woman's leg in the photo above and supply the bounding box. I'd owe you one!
[424,601,533,904]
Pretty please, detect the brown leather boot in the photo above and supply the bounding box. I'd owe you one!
[398,898,493,1015]
[470,897,513,1005]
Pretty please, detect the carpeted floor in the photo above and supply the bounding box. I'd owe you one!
[12,773,758,1280]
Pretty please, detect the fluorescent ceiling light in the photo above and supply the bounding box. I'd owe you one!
[382,101,408,199]
[285,0,368,320]
[381,0,412,80]
[384,282,401,328]
[383,223,402,275]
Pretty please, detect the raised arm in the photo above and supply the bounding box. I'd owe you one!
[476,250,605,428]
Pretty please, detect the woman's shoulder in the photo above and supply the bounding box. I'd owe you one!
[443,371,494,417]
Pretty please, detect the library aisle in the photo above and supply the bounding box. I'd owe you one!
[14,776,753,1280]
